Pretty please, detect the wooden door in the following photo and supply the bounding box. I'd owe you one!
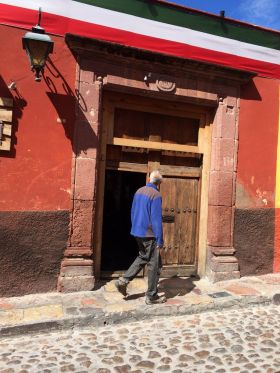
[160,176,199,276]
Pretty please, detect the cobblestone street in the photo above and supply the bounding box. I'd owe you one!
[0,304,279,373]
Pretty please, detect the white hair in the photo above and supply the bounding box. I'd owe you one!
[149,170,163,184]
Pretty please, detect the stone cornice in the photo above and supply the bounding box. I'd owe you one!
[65,33,256,85]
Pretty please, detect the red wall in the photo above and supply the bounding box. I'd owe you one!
[0,25,76,211]
[237,77,279,208]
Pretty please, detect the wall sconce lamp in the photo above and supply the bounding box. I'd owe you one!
[22,8,54,82]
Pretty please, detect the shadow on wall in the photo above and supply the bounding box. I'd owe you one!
[0,57,98,297]
[43,58,97,156]
[0,75,27,158]
[240,79,262,101]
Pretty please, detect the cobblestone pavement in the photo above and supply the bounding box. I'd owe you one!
[0,304,279,373]
[1,274,280,335]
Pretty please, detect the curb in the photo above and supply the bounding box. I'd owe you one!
[0,295,272,338]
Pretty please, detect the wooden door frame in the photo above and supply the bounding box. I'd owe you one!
[94,91,212,279]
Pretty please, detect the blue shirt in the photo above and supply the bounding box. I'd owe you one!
[130,182,163,246]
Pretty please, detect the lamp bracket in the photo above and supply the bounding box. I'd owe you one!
[32,8,45,34]
[37,7,42,27]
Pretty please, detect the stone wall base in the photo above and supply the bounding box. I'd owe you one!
[206,246,240,283]
[57,258,95,292]
[57,275,95,292]
[208,270,240,283]
[210,256,239,272]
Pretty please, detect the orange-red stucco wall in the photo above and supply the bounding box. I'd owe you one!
[237,76,279,209]
[235,76,280,275]
[0,25,76,211]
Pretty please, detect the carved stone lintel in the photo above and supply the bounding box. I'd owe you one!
[156,77,176,92]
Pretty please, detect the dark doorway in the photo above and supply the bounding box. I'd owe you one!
[101,169,146,273]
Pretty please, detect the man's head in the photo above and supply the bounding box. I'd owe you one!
[149,170,163,186]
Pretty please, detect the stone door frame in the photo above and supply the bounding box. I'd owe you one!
[58,35,254,292]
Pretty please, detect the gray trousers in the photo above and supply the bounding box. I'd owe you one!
[123,237,162,299]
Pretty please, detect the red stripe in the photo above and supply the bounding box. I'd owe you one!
[0,4,68,35]
[1,4,280,79]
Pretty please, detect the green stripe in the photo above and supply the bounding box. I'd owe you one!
[73,0,280,51]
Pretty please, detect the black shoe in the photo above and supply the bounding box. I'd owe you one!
[145,294,167,305]
[115,279,128,296]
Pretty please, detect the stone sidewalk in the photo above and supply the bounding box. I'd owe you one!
[0,273,279,337]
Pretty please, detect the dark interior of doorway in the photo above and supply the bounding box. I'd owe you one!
[101,169,146,272]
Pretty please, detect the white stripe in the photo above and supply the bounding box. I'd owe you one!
[1,0,73,18]
[2,0,71,16]
[3,0,280,65]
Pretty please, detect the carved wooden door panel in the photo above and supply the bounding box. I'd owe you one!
[160,176,199,276]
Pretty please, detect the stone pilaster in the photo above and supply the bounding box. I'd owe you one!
[57,70,103,292]
[207,94,241,282]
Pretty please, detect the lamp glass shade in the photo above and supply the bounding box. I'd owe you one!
[23,32,53,69]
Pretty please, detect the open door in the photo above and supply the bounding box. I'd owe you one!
[101,169,146,276]
[101,168,199,277]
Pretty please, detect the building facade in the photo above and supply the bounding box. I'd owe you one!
[0,0,279,297]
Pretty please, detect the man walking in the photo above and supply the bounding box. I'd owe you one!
[115,170,166,305]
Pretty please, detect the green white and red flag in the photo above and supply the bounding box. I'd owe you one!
[1,0,280,78]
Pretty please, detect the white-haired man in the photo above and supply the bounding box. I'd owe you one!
[115,170,166,304]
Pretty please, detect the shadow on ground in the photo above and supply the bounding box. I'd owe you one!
[94,276,199,301]
[158,276,198,299]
